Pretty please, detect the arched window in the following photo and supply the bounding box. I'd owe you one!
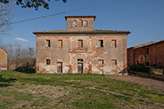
[83,20,88,27]
[77,19,83,27]
[72,20,77,27]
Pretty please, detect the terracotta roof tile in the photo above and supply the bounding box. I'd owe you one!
[129,40,164,49]
[65,15,96,20]
[33,30,131,34]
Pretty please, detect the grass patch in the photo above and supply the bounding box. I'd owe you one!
[0,70,164,108]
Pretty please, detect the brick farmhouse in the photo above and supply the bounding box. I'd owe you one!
[33,16,130,74]
[0,47,7,71]
[127,40,164,66]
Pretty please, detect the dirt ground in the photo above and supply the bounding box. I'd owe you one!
[106,75,164,93]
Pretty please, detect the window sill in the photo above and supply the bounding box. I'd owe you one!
[77,48,84,50]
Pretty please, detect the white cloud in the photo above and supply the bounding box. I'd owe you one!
[14,37,28,42]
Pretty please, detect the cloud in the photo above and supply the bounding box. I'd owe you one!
[14,37,28,42]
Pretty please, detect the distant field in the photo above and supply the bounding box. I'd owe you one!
[0,70,164,108]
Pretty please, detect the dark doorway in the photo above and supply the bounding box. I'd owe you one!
[78,63,83,73]
[57,62,62,73]
[77,59,83,73]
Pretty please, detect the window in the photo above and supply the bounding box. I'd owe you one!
[154,46,156,50]
[111,40,116,47]
[58,40,63,47]
[46,40,50,47]
[46,59,50,65]
[83,20,88,27]
[78,39,83,47]
[77,59,83,62]
[111,60,117,65]
[98,40,103,47]
[99,59,104,65]
[72,20,77,27]
[154,61,156,64]
[146,48,149,54]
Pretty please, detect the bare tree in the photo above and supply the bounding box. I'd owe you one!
[14,44,24,68]
[21,47,35,69]
[1,43,35,70]
[0,0,14,34]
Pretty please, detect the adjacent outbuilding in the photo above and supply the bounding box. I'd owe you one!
[0,47,7,71]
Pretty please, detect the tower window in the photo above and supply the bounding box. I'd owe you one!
[72,20,77,27]
[83,20,88,27]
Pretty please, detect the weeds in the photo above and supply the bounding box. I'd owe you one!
[0,70,164,108]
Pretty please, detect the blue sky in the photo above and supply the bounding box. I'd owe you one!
[1,0,164,49]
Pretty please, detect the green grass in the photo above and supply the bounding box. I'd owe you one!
[0,70,164,108]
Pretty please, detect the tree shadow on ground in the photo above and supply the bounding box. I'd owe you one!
[15,68,35,74]
[0,75,17,87]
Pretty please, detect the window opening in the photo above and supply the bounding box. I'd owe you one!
[111,40,116,47]
[78,40,83,47]
[46,59,50,65]
[46,40,50,47]
[99,40,103,47]
[77,59,83,62]
[99,59,104,65]
[111,60,117,65]
[73,20,77,27]
[58,40,63,47]
[83,20,88,27]
[146,48,149,54]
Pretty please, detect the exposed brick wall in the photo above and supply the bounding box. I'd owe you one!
[127,41,164,67]
[127,47,134,65]
[0,48,7,70]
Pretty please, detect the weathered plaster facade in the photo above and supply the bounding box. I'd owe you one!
[0,47,7,71]
[33,16,130,75]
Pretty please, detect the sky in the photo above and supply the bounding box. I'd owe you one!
[1,0,164,49]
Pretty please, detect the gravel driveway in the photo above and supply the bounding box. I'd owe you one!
[106,75,164,93]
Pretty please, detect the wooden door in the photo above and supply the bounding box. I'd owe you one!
[78,63,83,73]
[57,62,62,73]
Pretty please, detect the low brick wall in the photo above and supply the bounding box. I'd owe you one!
[130,71,164,81]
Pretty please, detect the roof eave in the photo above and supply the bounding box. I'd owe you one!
[33,31,131,35]
[65,15,96,21]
